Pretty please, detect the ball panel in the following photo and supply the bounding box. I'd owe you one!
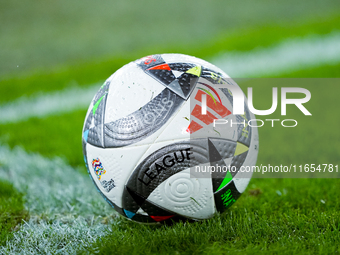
[124,141,195,202]
[154,77,238,144]
[233,111,259,193]
[147,168,216,220]
[85,142,151,208]
[122,137,246,220]
[188,80,237,141]
[214,180,241,213]
[151,97,191,143]
[83,90,108,147]
[134,54,167,72]
[104,62,164,124]
[233,178,252,194]
[161,54,230,78]
[141,59,200,100]
[104,88,185,148]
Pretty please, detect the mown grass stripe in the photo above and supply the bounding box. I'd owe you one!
[212,31,340,77]
[1,32,340,125]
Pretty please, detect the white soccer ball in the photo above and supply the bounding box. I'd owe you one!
[82,54,259,223]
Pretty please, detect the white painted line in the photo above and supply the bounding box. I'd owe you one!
[1,218,110,254]
[0,84,100,124]
[212,31,340,77]
[1,32,340,125]
[0,145,112,217]
[0,145,116,254]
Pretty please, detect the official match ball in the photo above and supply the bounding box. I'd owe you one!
[82,54,259,223]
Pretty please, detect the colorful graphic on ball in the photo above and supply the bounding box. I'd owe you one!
[91,158,106,180]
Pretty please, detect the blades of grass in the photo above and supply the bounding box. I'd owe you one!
[0,179,27,247]
[81,178,340,254]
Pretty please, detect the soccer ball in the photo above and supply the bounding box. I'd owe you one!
[82,54,259,223]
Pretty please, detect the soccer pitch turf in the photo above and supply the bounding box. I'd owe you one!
[1,1,340,254]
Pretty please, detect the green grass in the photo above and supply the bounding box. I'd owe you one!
[1,0,339,78]
[82,178,340,254]
[0,109,86,168]
[1,1,340,253]
[0,180,27,247]
[1,12,340,104]
[273,62,340,78]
